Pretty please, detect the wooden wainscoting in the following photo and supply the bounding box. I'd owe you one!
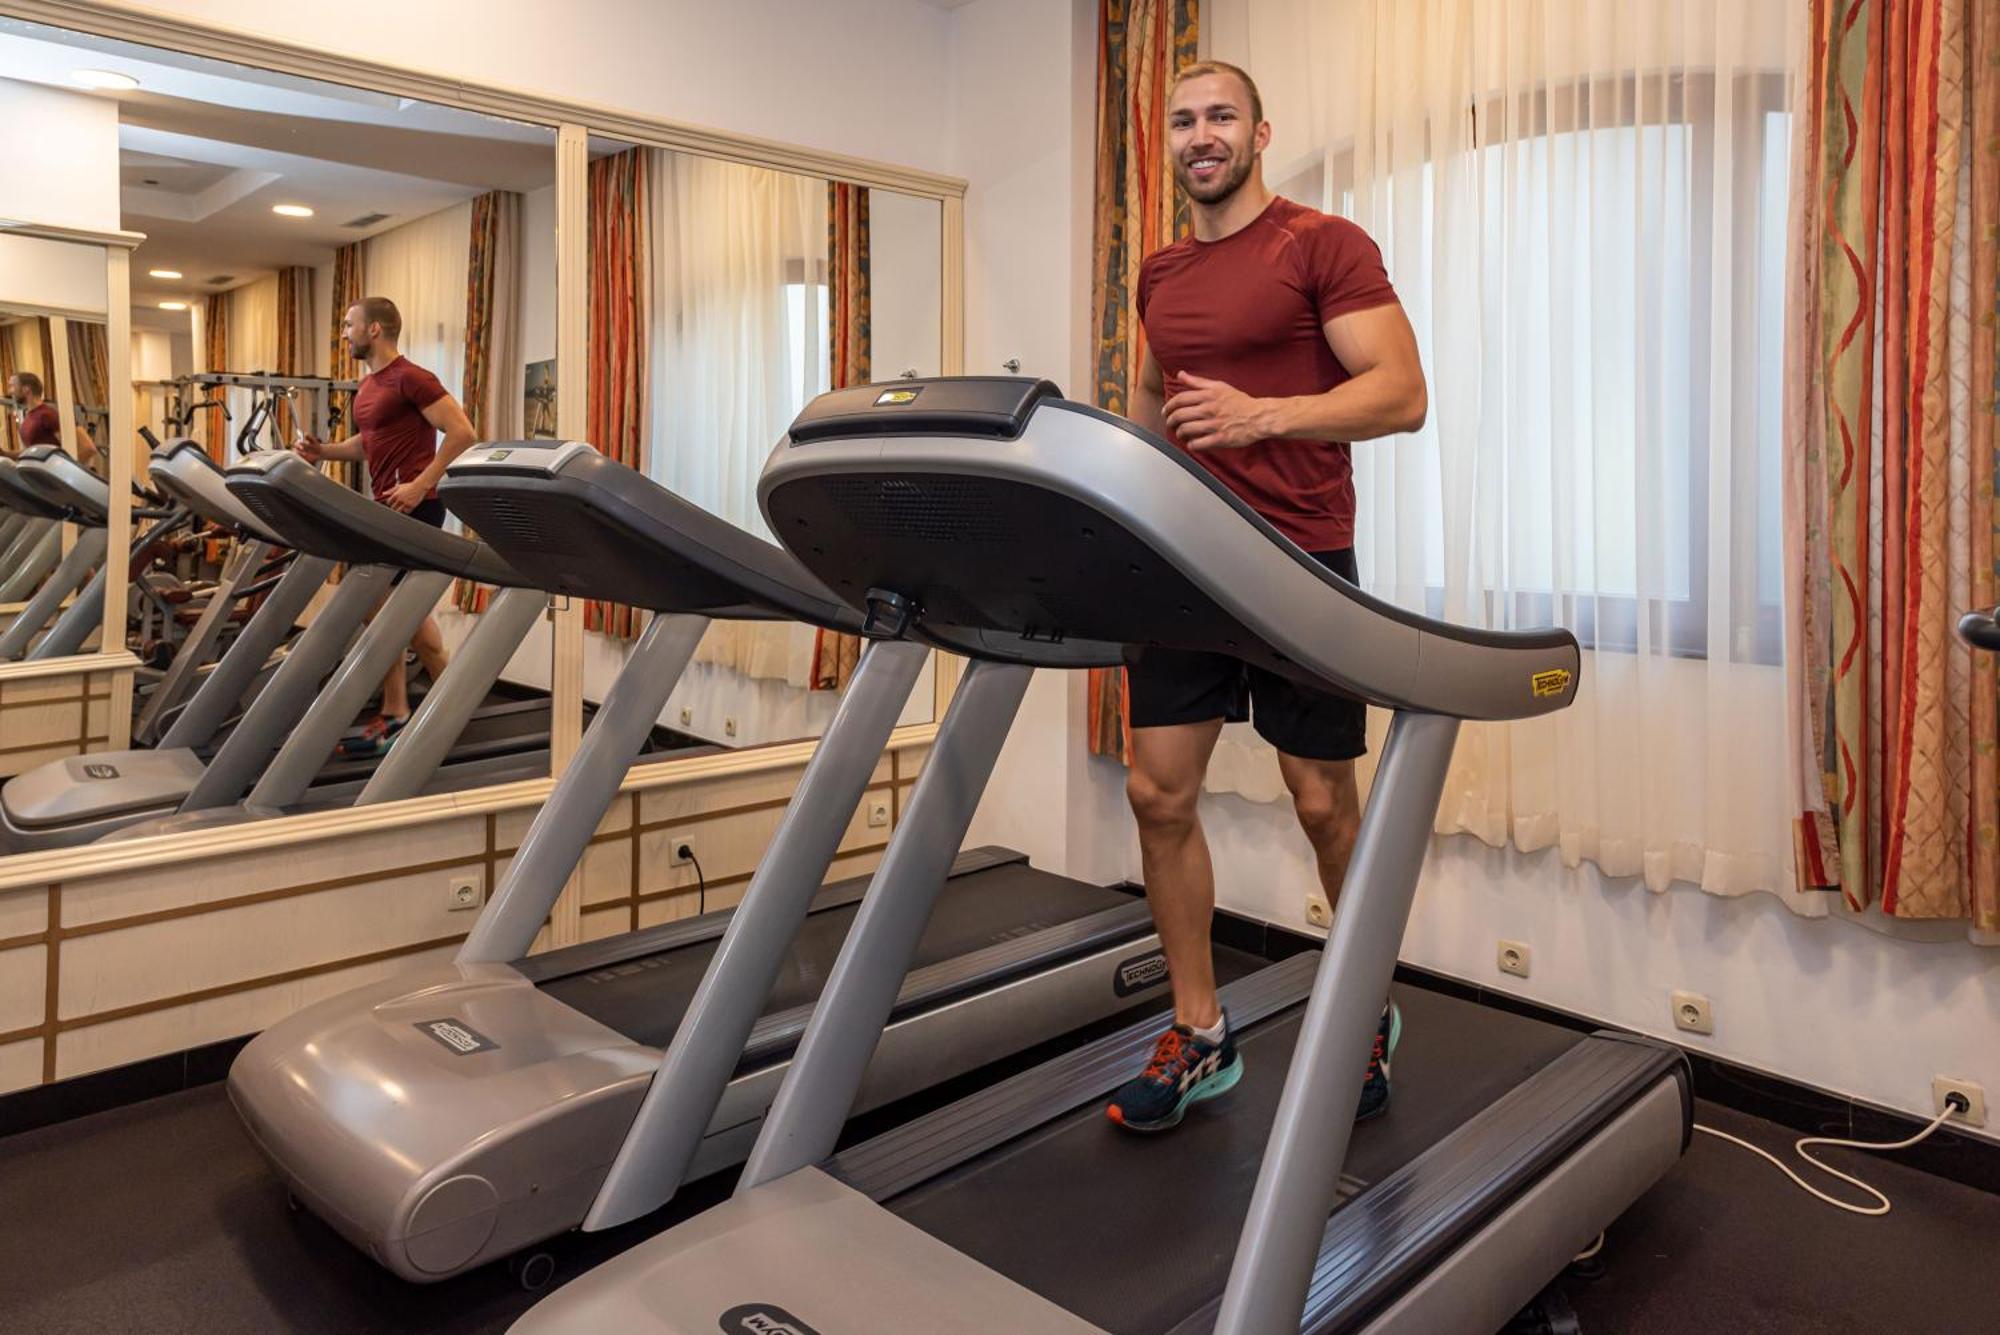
[0,662,119,778]
[0,739,929,1096]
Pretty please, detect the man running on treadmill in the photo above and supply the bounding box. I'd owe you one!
[1107,62,1428,1133]
[7,370,100,468]
[292,296,478,747]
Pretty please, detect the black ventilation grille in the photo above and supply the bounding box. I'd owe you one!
[343,212,392,228]
[457,493,562,554]
[822,477,1016,543]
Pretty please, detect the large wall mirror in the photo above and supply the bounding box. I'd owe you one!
[581,134,945,773]
[0,16,563,858]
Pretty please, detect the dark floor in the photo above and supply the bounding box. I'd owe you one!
[0,1084,1994,1333]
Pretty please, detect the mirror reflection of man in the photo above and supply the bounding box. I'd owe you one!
[292,296,479,750]
[6,370,100,468]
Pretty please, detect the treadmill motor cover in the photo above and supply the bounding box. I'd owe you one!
[1,749,207,830]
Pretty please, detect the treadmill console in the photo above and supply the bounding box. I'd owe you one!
[450,439,596,476]
[787,376,1062,443]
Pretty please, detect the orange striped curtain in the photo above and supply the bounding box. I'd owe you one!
[1785,0,2000,926]
[65,322,109,412]
[0,322,17,454]
[809,182,872,691]
[201,293,229,462]
[453,189,521,614]
[584,149,649,639]
[325,242,365,486]
[1085,0,1198,763]
[274,265,312,443]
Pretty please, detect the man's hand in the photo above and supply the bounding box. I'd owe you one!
[291,434,324,464]
[1163,373,1276,450]
[383,478,429,513]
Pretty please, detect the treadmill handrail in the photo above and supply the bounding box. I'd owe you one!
[0,457,74,520]
[15,446,111,524]
[149,437,284,543]
[225,450,524,586]
[758,381,1582,721]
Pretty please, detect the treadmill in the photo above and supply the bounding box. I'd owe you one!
[101,449,557,837]
[512,379,1690,1334]
[0,447,111,661]
[131,438,301,744]
[227,438,1196,1284]
[0,465,62,603]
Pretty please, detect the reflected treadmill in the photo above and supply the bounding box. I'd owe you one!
[227,438,1189,1284]
[0,457,65,604]
[513,379,1690,1335]
[0,446,110,661]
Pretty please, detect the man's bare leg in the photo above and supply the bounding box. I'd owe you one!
[1127,718,1226,1029]
[1277,752,1361,906]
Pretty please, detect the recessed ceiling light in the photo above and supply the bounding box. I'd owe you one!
[271,203,315,218]
[158,301,189,311]
[147,268,182,280]
[72,69,139,92]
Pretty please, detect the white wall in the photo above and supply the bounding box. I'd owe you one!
[0,78,120,231]
[128,1,956,172]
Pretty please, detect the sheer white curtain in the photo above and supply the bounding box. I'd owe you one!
[1207,0,1807,904]
[363,200,473,399]
[223,275,278,443]
[646,149,827,685]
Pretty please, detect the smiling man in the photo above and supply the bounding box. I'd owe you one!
[1105,61,1428,1134]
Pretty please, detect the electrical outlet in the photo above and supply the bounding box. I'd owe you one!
[724,716,738,738]
[1497,940,1531,979]
[1304,895,1332,929]
[679,706,693,727]
[866,797,890,828]
[447,874,481,911]
[1934,1076,1987,1128]
[1670,990,1714,1036]
[666,835,695,867]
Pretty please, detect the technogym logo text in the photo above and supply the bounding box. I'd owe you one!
[1114,948,1170,997]
[718,1304,821,1335]
[413,1018,499,1055]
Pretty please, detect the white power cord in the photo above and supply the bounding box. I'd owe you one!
[1691,1095,1967,1218]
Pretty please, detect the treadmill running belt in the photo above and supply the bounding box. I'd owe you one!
[886,983,1582,1335]
[536,864,1142,1052]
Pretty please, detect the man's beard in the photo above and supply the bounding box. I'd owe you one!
[348,337,370,360]
[1174,149,1255,205]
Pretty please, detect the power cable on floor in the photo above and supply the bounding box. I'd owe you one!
[1690,1095,1967,1218]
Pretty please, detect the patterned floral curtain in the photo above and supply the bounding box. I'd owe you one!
[65,322,109,412]
[584,149,650,639]
[454,189,525,613]
[1085,0,1198,762]
[324,242,366,487]
[274,265,313,442]
[809,181,872,692]
[1785,0,2000,927]
[201,293,229,462]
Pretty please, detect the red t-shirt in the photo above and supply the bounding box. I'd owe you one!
[352,356,449,502]
[1137,195,1399,551]
[17,402,62,449]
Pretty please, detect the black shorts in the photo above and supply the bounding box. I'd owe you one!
[408,497,448,528]
[1123,547,1367,762]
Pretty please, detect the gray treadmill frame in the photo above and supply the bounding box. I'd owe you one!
[0,525,107,660]
[0,519,59,602]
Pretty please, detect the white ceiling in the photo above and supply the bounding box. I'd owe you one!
[0,19,557,334]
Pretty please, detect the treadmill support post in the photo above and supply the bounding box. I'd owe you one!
[0,525,107,659]
[157,554,337,750]
[30,559,107,659]
[180,563,392,811]
[1212,709,1460,1335]
[737,657,1033,1194]
[458,611,712,964]
[243,569,453,810]
[356,584,550,805]
[135,538,272,743]
[583,638,932,1230]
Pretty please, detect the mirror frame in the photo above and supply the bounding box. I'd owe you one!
[0,221,146,732]
[0,0,969,915]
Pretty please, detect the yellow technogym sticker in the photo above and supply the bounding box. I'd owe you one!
[1531,668,1573,699]
[874,387,922,406]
